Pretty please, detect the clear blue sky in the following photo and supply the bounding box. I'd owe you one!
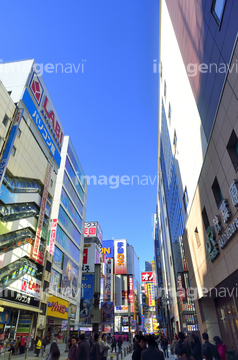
[0,0,160,271]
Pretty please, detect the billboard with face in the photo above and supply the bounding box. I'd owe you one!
[61,254,79,299]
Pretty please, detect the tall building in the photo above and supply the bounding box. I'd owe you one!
[0,60,64,342]
[157,0,238,349]
[46,136,87,340]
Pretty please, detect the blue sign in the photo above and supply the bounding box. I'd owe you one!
[81,274,94,299]
[101,240,114,258]
[22,89,61,168]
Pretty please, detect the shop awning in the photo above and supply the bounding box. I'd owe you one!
[0,300,42,313]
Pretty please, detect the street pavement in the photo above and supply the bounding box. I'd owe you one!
[2,342,177,360]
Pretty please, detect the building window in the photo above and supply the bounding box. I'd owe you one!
[227,130,238,172]
[43,281,49,292]
[17,128,21,138]
[183,187,189,212]
[45,260,52,273]
[50,179,53,188]
[194,227,201,248]
[168,103,171,124]
[40,303,47,315]
[202,207,210,231]
[173,130,177,153]
[212,177,223,208]
[211,0,226,27]
[12,146,16,157]
[2,115,9,127]
[164,80,167,100]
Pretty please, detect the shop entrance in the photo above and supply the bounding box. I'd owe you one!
[216,295,238,352]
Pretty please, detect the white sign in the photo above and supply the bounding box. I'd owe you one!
[82,243,101,273]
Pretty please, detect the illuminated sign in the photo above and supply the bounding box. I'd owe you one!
[141,272,154,282]
[47,295,69,319]
[115,306,128,313]
[114,239,127,275]
[101,240,114,259]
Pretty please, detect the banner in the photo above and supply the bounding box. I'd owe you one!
[114,239,127,274]
[102,301,114,324]
[79,274,94,325]
[61,254,79,298]
[47,295,69,319]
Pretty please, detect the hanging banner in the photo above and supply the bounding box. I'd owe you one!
[114,240,127,274]
[102,301,114,324]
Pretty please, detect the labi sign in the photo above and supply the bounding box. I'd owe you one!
[206,179,238,262]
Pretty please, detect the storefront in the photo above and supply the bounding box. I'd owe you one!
[46,295,69,344]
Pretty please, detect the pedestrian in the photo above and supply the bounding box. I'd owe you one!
[213,336,227,360]
[68,339,72,352]
[132,335,146,360]
[141,335,164,360]
[8,342,15,356]
[111,336,117,353]
[202,333,220,360]
[161,336,169,358]
[175,332,191,360]
[171,335,178,355]
[99,333,110,360]
[89,334,100,360]
[20,336,26,354]
[15,338,20,355]
[133,335,139,351]
[35,337,42,357]
[117,336,122,354]
[202,347,213,360]
[42,337,47,353]
[78,334,90,360]
[46,343,60,360]
[191,334,202,360]
[68,336,78,360]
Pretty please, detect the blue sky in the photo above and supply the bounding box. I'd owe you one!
[0,0,160,271]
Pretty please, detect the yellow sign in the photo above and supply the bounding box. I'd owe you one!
[47,295,69,319]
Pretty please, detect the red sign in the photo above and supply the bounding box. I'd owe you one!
[48,219,57,255]
[42,96,64,146]
[141,272,154,282]
[128,276,133,304]
[177,273,186,301]
[83,249,88,264]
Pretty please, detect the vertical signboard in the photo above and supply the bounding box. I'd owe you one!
[102,301,114,324]
[0,108,24,189]
[47,219,57,255]
[128,276,133,303]
[114,240,127,275]
[32,163,52,263]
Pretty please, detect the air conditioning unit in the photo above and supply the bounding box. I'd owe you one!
[91,309,102,323]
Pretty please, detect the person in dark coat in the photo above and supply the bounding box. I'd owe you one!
[191,335,202,360]
[68,337,78,360]
[202,333,220,360]
[141,335,164,360]
[132,335,146,360]
[161,336,169,358]
[89,334,100,360]
[117,336,122,353]
[175,332,191,359]
[78,334,90,360]
[111,336,117,353]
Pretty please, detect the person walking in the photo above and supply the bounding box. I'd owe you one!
[46,342,60,360]
[191,334,202,360]
[78,334,90,360]
[68,336,78,360]
[117,336,122,354]
[132,335,146,360]
[89,334,100,360]
[99,333,110,360]
[111,336,117,353]
[15,338,20,355]
[171,335,178,355]
[202,333,220,360]
[35,337,42,357]
[213,336,227,360]
[42,337,47,353]
[175,332,191,359]
[161,336,169,358]
[141,335,164,360]
[20,336,26,354]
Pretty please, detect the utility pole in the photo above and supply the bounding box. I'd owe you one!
[65,305,72,352]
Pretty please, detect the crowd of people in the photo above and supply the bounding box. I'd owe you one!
[132,331,229,360]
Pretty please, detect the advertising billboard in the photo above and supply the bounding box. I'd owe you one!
[148,283,155,307]
[79,274,94,325]
[47,295,69,319]
[82,243,100,273]
[114,239,127,275]
[84,222,103,244]
[61,254,79,299]
[101,240,114,258]
[141,272,154,282]
[47,219,57,255]
[102,302,114,324]
[128,276,133,303]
